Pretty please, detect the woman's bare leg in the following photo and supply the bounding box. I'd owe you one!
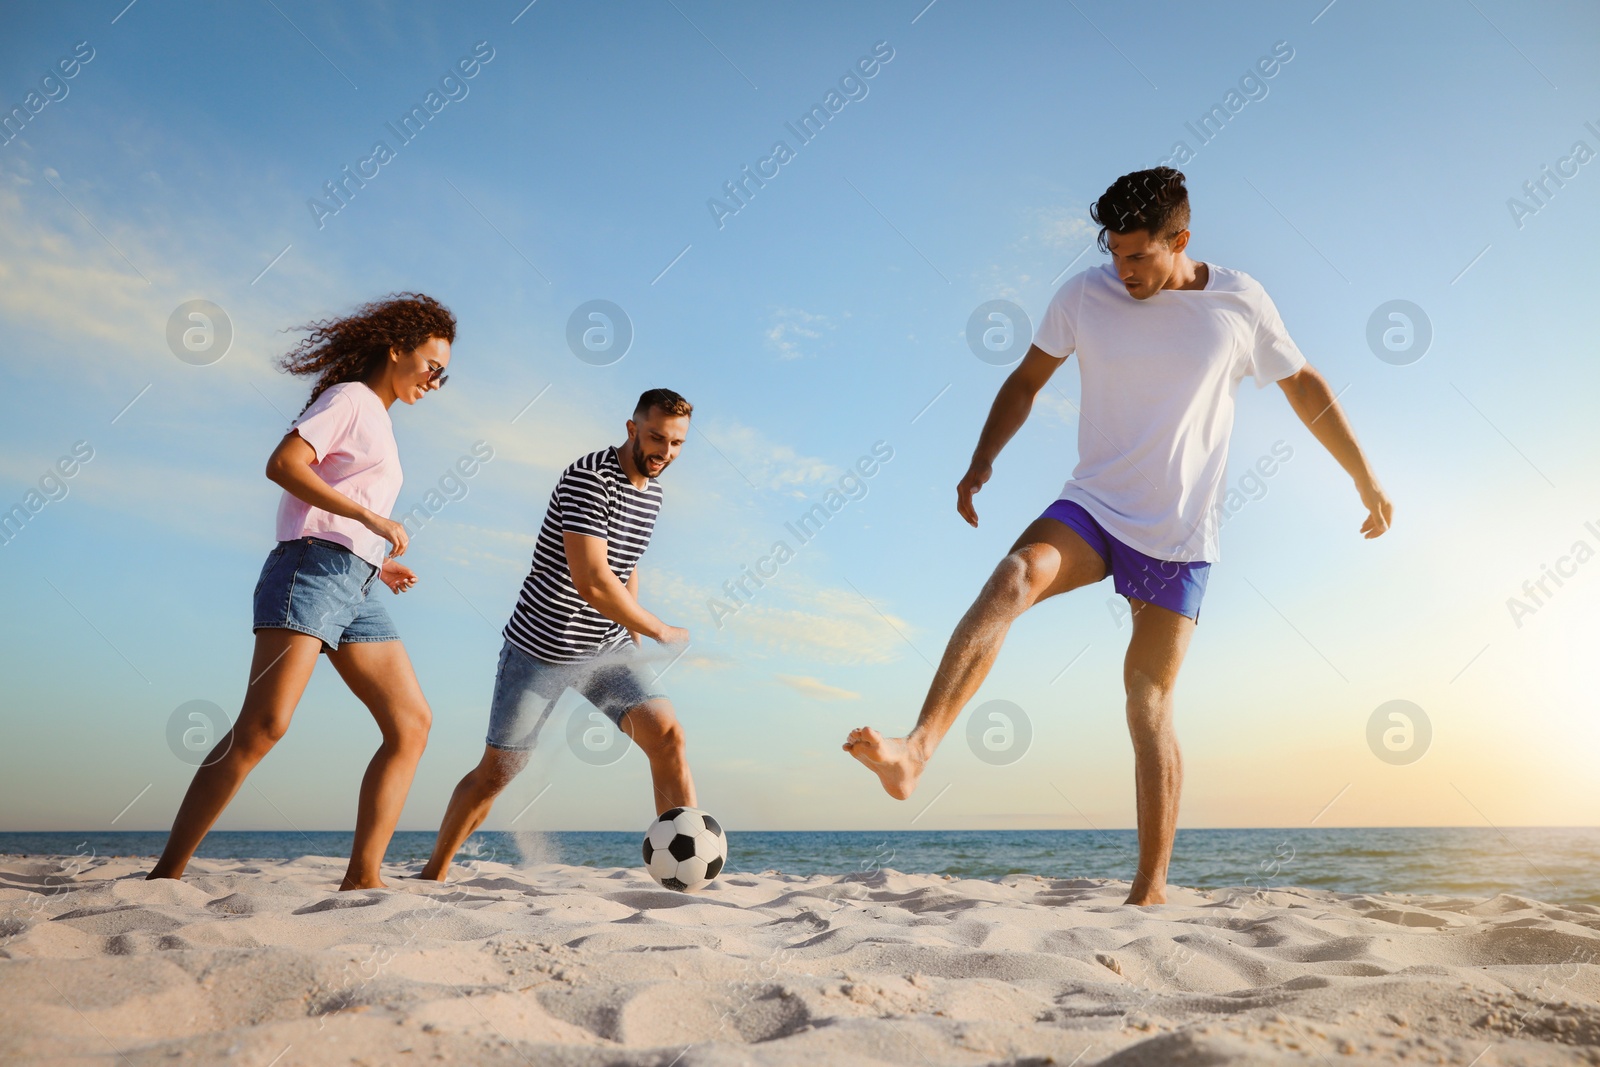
[326,639,433,890]
[148,629,323,880]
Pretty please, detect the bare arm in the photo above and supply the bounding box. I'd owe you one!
[563,532,687,643]
[1277,364,1393,539]
[625,566,642,645]
[957,344,1066,527]
[265,431,409,557]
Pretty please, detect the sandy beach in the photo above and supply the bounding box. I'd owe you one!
[3,853,1599,1066]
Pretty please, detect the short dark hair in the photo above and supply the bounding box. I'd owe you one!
[634,387,692,421]
[1090,167,1190,253]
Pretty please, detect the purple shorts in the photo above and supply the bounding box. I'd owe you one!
[1040,499,1211,622]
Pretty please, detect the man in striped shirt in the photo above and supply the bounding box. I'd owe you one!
[421,389,695,880]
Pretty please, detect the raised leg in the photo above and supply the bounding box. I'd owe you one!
[419,744,531,882]
[1121,598,1195,906]
[843,518,1107,799]
[148,629,323,880]
[325,639,433,890]
[619,698,696,815]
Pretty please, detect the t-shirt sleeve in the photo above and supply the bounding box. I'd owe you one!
[1247,287,1308,388]
[1032,272,1083,360]
[289,388,357,462]
[558,466,611,539]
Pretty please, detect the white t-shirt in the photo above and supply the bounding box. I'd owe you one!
[274,381,403,568]
[1032,262,1305,563]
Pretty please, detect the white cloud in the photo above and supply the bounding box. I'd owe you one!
[645,568,914,667]
[764,306,832,360]
[964,200,1102,304]
[775,673,860,700]
[697,420,839,496]
[1033,205,1096,251]
[0,157,351,400]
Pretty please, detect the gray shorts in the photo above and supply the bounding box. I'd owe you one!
[485,639,668,752]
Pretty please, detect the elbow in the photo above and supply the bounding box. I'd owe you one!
[1001,367,1036,396]
[264,450,300,489]
[569,571,602,603]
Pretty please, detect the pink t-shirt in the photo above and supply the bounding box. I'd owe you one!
[274,381,402,568]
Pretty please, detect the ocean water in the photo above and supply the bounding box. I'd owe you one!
[3,827,1597,906]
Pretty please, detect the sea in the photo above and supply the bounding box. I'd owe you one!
[2,827,1596,906]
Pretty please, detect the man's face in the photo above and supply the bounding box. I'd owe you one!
[1107,228,1187,300]
[627,410,689,477]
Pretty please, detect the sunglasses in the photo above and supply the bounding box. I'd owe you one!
[426,360,449,388]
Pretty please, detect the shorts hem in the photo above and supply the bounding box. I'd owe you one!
[252,622,338,650]
[614,693,670,710]
[1120,592,1203,624]
[484,738,534,752]
[336,634,402,645]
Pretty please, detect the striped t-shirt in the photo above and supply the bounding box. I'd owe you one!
[503,446,663,664]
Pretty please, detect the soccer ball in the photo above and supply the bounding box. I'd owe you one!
[642,807,727,892]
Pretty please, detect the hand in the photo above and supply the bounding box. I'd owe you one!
[956,459,993,528]
[653,624,690,645]
[1358,479,1393,539]
[365,513,409,558]
[380,560,418,594]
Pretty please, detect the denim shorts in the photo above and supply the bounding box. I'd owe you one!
[1041,499,1212,622]
[251,536,398,652]
[485,639,669,752]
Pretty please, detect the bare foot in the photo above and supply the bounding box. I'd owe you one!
[1124,882,1167,906]
[842,727,926,800]
[339,876,389,891]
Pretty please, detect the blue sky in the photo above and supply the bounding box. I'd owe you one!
[2,0,1597,840]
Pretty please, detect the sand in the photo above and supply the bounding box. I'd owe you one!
[3,853,1599,1066]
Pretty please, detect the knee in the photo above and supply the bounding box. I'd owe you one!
[635,716,687,760]
[1125,688,1169,725]
[389,703,432,754]
[470,755,524,796]
[233,717,290,762]
[987,552,1042,614]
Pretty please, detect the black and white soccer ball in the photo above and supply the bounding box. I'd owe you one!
[642,807,727,892]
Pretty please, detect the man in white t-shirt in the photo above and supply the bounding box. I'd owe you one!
[845,167,1392,905]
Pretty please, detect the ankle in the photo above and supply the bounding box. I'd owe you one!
[904,731,934,764]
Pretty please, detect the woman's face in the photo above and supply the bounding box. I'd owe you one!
[392,336,452,404]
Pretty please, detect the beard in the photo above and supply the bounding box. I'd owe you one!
[632,437,670,477]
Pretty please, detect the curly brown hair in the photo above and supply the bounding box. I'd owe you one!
[280,292,457,415]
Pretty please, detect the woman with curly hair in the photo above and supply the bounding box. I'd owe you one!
[148,293,456,890]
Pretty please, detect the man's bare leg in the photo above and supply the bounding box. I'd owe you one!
[420,699,694,882]
[419,745,530,881]
[619,698,696,815]
[843,519,1107,798]
[1121,597,1195,906]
